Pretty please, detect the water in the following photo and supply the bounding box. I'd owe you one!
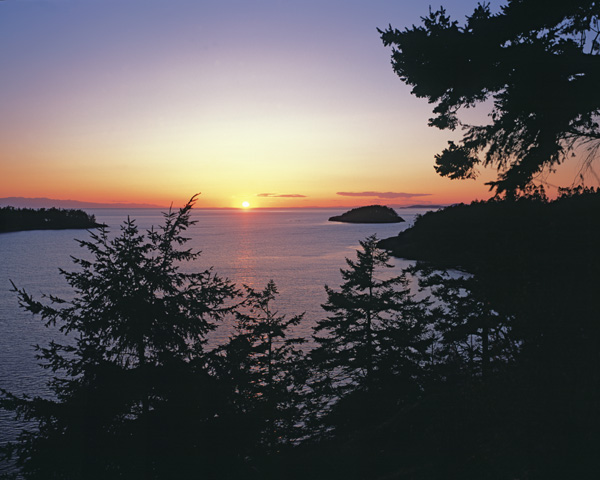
[0,207,428,460]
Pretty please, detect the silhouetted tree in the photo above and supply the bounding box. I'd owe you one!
[415,268,519,381]
[213,280,306,459]
[1,195,239,479]
[310,235,431,435]
[380,1,600,194]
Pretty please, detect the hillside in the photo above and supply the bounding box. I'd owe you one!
[378,189,600,275]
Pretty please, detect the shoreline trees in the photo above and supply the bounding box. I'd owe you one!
[311,236,430,404]
[0,206,99,233]
[212,280,307,457]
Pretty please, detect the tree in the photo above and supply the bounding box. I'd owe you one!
[295,237,432,479]
[414,267,519,381]
[0,195,238,479]
[380,1,600,194]
[212,280,306,457]
[310,236,431,420]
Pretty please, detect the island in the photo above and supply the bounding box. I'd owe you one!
[328,205,404,223]
[0,206,101,233]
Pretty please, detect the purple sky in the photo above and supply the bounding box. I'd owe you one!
[2,0,549,208]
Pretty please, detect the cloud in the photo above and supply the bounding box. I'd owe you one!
[257,193,307,198]
[336,191,431,199]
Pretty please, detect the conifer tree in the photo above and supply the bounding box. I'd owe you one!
[1,195,238,479]
[415,267,519,381]
[310,235,431,424]
[214,280,306,456]
[380,1,600,194]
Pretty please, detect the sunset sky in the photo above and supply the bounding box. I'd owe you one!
[0,0,582,208]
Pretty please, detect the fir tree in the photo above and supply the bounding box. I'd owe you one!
[310,235,431,432]
[1,195,238,479]
[214,280,306,457]
[416,267,519,381]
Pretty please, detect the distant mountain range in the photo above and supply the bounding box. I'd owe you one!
[0,197,165,209]
[397,204,447,209]
[0,197,448,210]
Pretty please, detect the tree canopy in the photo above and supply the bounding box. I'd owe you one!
[1,195,240,479]
[380,0,600,194]
[213,280,306,453]
[0,206,99,232]
[311,236,430,423]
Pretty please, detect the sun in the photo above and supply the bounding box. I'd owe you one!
[241,201,251,209]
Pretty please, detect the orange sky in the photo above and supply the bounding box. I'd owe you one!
[0,0,586,209]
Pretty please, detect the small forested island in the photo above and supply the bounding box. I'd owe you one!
[328,205,404,223]
[0,206,100,233]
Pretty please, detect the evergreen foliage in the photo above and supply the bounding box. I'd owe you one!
[310,235,431,435]
[378,185,600,274]
[415,267,519,380]
[380,1,600,194]
[0,206,99,233]
[1,195,239,479]
[212,280,307,455]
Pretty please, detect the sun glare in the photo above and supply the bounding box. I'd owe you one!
[242,201,251,208]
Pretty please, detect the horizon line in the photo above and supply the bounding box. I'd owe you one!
[0,196,448,210]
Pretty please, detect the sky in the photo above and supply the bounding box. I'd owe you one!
[0,0,581,208]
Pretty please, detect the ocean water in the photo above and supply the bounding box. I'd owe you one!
[0,207,428,456]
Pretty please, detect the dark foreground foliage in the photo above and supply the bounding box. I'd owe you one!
[366,187,600,480]
[0,206,100,233]
[2,190,599,480]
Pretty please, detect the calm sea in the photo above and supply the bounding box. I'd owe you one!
[0,207,427,457]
